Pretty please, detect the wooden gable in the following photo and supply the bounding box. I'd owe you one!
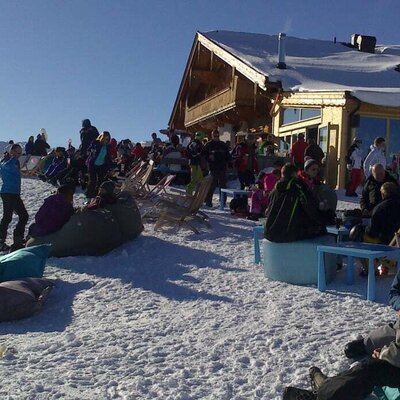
[169,32,278,132]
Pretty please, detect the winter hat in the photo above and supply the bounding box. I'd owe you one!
[304,159,319,171]
[82,119,91,128]
[195,131,205,140]
[99,180,115,196]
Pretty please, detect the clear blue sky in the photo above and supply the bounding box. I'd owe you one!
[0,0,398,146]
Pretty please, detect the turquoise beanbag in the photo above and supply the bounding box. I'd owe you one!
[374,386,400,400]
[0,245,50,282]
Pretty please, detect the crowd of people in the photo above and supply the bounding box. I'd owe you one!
[2,121,400,398]
[3,122,399,254]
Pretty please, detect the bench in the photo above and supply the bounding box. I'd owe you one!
[317,242,400,301]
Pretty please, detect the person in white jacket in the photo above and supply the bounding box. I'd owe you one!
[363,137,387,178]
[345,138,363,197]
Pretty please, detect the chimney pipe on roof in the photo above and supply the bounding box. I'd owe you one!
[276,33,287,69]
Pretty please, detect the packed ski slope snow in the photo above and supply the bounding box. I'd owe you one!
[0,178,395,399]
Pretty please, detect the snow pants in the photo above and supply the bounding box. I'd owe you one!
[363,322,397,355]
[347,168,362,195]
[186,165,203,195]
[317,359,400,400]
[205,170,226,206]
[0,193,28,242]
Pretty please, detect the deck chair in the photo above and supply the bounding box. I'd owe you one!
[390,230,400,247]
[20,155,48,176]
[152,175,213,234]
[120,160,154,197]
[139,174,176,202]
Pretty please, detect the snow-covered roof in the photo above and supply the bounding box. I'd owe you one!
[200,31,400,107]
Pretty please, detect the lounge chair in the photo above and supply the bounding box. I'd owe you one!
[152,175,213,234]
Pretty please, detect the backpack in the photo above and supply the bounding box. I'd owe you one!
[229,196,248,215]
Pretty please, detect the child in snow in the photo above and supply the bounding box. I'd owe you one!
[86,180,117,210]
[29,185,75,237]
[0,144,29,251]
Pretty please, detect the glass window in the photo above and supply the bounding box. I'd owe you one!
[354,117,387,159]
[282,108,320,125]
[282,108,300,124]
[302,108,321,120]
[318,126,328,153]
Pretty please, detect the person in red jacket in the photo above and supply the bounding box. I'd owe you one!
[109,138,118,161]
[290,133,308,170]
[235,133,259,189]
[131,142,146,161]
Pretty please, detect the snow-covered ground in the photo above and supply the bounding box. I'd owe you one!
[0,178,395,399]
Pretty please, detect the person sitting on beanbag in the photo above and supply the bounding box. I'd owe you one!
[86,180,117,210]
[29,185,75,237]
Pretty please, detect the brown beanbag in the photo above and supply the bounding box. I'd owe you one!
[0,278,54,321]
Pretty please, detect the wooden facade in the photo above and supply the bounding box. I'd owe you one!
[169,33,277,142]
[170,32,400,188]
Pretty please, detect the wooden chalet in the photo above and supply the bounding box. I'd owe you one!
[170,31,400,188]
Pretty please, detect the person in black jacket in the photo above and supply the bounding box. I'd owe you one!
[360,164,398,217]
[24,136,35,156]
[264,163,326,242]
[364,182,400,244]
[304,139,324,165]
[202,129,230,207]
[186,131,204,195]
[34,134,50,156]
[80,119,99,158]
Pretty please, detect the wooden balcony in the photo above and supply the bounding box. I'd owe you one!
[184,77,254,127]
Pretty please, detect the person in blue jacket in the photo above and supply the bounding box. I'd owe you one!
[85,131,112,198]
[39,147,67,184]
[0,144,29,251]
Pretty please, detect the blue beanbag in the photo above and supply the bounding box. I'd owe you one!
[0,245,50,282]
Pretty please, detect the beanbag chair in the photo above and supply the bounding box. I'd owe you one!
[0,278,54,321]
[0,245,49,282]
[105,192,144,241]
[26,193,143,258]
[26,209,123,257]
[374,386,400,400]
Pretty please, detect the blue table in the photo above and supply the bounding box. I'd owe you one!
[219,188,250,211]
[317,242,400,301]
[326,225,351,243]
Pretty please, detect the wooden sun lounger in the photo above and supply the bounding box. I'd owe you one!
[152,175,213,234]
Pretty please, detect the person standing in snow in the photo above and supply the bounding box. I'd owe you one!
[0,144,29,251]
[24,136,35,156]
[186,131,204,195]
[202,129,230,208]
[85,131,113,198]
[80,119,99,159]
[290,133,308,170]
[34,134,50,156]
[363,136,387,178]
[235,133,259,190]
[345,137,363,197]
